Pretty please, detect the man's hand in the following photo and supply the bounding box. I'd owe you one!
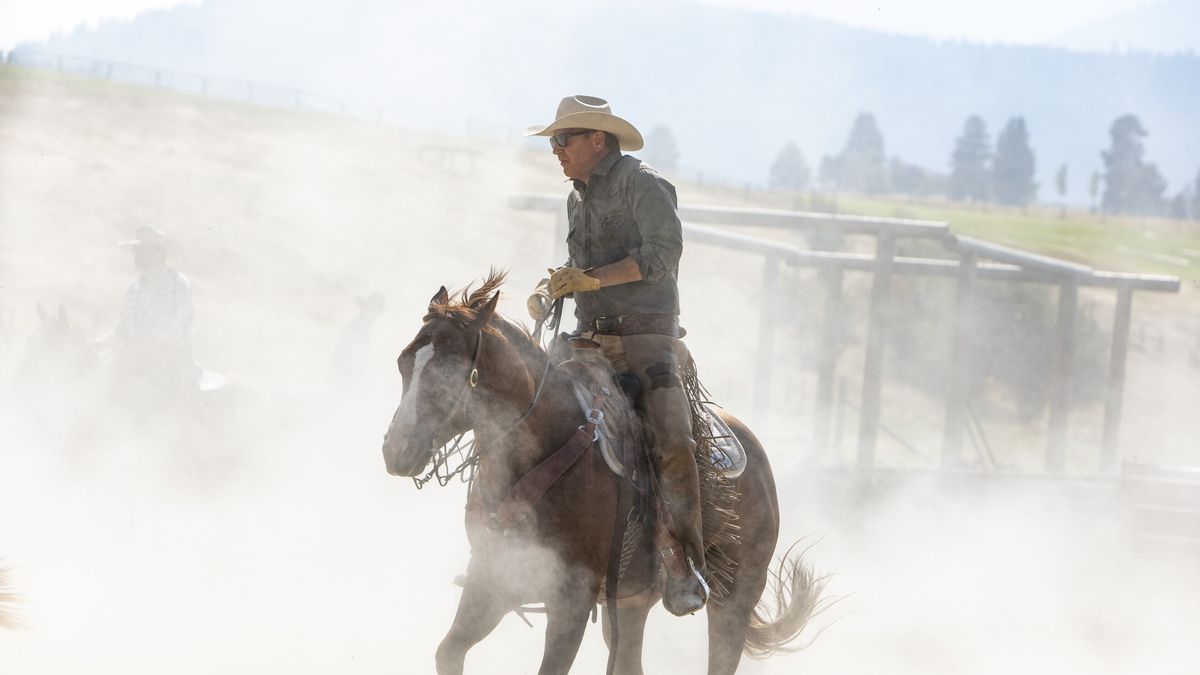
[549,266,601,299]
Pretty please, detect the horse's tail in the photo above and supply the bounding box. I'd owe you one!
[742,540,832,659]
[0,560,22,630]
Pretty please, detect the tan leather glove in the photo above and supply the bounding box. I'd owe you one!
[549,266,600,299]
[527,277,552,320]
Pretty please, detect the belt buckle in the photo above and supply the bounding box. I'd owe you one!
[594,316,622,334]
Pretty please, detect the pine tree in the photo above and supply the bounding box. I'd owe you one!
[768,142,811,190]
[1101,114,1167,215]
[641,125,680,172]
[949,115,991,202]
[992,117,1038,206]
[1190,169,1200,221]
[829,113,887,193]
[1055,164,1068,217]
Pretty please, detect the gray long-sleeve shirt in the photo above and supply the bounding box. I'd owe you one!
[566,151,683,325]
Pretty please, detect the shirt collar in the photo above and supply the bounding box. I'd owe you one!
[571,150,623,192]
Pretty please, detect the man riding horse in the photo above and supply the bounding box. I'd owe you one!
[524,95,708,616]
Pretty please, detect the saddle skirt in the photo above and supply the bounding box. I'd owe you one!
[570,378,747,481]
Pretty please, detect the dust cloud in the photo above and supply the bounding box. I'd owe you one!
[1,55,1197,675]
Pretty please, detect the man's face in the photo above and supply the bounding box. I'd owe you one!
[551,128,608,182]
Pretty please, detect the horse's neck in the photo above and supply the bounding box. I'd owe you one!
[471,364,583,497]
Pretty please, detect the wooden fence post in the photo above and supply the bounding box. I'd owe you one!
[814,264,844,455]
[1047,277,1079,473]
[857,231,896,468]
[942,250,978,467]
[753,255,782,419]
[1101,284,1134,473]
[834,375,848,459]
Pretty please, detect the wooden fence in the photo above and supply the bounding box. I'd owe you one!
[510,193,1181,475]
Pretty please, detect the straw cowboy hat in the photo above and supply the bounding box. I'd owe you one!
[118,225,170,249]
[525,95,644,152]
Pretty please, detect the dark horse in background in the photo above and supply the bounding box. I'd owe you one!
[381,272,825,675]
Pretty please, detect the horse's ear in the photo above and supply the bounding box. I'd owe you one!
[56,304,68,325]
[429,286,449,309]
[471,292,500,326]
[37,302,48,322]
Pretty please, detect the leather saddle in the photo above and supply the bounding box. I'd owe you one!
[566,363,747,481]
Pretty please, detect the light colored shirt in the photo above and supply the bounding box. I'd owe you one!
[112,267,194,350]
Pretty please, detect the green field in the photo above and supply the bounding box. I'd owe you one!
[750,189,1200,280]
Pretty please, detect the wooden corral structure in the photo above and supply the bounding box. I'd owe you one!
[510,194,1182,477]
[512,193,1200,552]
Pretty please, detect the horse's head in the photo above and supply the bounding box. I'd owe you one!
[14,303,98,389]
[381,282,502,477]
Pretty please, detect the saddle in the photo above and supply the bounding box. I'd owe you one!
[559,355,744,480]
[569,379,747,480]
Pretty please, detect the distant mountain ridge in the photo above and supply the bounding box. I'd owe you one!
[1052,0,1200,56]
[17,0,1200,203]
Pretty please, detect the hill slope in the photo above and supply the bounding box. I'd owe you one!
[19,0,1200,204]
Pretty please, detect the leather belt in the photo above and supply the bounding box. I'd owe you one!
[589,313,684,338]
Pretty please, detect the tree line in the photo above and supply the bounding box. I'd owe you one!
[756,113,1200,219]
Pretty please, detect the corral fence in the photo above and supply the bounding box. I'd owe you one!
[2,48,359,119]
[509,193,1182,477]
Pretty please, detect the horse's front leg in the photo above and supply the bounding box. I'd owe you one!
[435,567,511,675]
[537,574,602,675]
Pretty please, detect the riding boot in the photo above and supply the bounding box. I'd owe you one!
[644,385,709,616]
[657,456,709,616]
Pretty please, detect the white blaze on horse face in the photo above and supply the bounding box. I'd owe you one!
[396,343,435,434]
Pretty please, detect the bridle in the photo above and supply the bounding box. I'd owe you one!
[409,299,563,489]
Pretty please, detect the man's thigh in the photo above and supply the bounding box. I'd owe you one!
[620,334,688,390]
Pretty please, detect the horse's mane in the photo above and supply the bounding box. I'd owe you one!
[425,269,509,327]
[425,269,549,371]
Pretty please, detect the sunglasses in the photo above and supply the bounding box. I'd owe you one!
[549,130,594,148]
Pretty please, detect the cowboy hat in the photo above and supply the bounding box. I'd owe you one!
[118,225,169,249]
[525,95,644,152]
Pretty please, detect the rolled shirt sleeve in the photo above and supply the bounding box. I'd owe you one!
[627,168,683,283]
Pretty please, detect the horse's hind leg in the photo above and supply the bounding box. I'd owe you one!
[705,544,773,675]
[435,580,509,675]
[705,595,760,675]
[600,598,655,675]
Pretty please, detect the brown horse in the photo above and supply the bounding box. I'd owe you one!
[381,272,824,675]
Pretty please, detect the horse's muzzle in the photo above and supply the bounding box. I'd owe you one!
[381,432,432,477]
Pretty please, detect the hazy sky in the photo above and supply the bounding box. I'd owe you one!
[0,0,1164,51]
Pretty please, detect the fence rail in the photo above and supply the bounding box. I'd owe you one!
[3,48,355,118]
[510,192,1182,476]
